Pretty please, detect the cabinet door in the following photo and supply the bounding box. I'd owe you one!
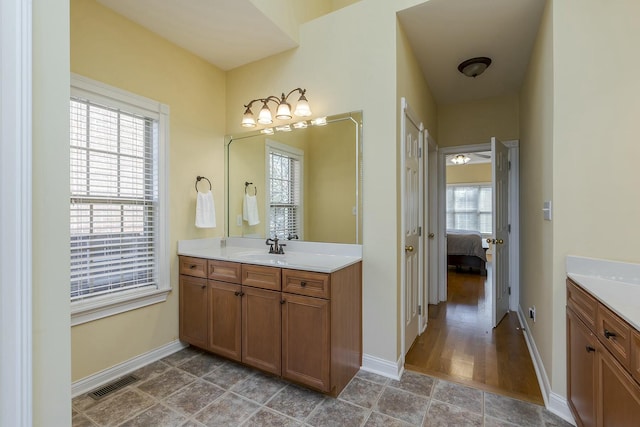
[567,307,597,427]
[282,293,330,392]
[242,286,282,375]
[597,340,640,427]
[208,280,242,361]
[179,275,209,348]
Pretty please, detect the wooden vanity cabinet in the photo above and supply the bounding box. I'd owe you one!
[179,255,362,396]
[179,275,208,349]
[282,263,362,396]
[566,278,640,427]
[567,307,597,427]
[241,265,282,376]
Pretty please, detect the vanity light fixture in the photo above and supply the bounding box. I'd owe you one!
[275,124,292,132]
[451,154,471,165]
[457,57,492,78]
[260,128,274,135]
[310,117,327,126]
[293,121,308,129]
[241,88,312,128]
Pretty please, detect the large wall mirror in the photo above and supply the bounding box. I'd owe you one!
[225,111,362,244]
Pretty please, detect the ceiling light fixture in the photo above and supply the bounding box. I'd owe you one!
[451,154,471,165]
[241,88,312,128]
[457,57,492,78]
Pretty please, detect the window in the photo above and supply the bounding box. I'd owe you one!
[265,141,303,240]
[446,184,492,234]
[70,74,169,325]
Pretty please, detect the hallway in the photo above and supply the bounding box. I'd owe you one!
[405,269,543,405]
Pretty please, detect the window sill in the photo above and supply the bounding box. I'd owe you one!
[71,287,172,326]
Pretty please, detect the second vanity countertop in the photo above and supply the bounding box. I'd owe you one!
[178,237,362,274]
[566,255,640,331]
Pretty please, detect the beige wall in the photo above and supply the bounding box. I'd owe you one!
[549,0,640,397]
[519,0,555,395]
[227,0,425,363]
[438,94,519,148]
[446,163,491,184]
[70,0,226,380]
[33,0,72,424]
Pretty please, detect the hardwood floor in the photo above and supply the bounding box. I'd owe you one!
[404,267,544,405]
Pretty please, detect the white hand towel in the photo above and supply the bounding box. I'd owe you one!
[242,193,260,226]
[195,191,216,228]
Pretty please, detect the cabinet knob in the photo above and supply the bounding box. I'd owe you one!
[586,345,596,353]
[201,285,206,290]
[234,291,241,297]
[189,264,197,269]
[604,329,617,339]
[300,281,307,287]
[280,299,286,305]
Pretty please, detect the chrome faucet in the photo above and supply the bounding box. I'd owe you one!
[266,237,286,254]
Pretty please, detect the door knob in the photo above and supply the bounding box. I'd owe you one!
[497,239,504,245]
[405,245,414,252]
[428,233,435,239]
[487,238,495,244]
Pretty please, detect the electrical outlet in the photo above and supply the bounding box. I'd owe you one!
[528,306,536,323]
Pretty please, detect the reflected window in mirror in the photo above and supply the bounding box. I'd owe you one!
[266,141,303,239]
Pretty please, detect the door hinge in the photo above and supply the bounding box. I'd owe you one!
[418,305,422,315]
[418,226,422,236]
[508,224,511,233]
[508,161,511,170]
[418,147,423,158]
[508,286,511,296]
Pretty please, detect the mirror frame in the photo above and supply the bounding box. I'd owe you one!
[224,111,363,244]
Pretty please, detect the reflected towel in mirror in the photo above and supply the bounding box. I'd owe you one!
[243,193,260,226]
[195,191,216,228]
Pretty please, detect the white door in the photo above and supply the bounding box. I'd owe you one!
[402,101,422,354]
[491,137,510,327]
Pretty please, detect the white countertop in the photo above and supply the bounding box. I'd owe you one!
[178,237,362,273]
[566,255,640,331]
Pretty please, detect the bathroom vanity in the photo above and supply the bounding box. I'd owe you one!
[566,256,640,427]
[177,238,362,397]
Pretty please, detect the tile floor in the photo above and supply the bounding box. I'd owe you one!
[72,347,572,427]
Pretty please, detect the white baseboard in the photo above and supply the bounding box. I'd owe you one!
[361,353,403,380]
[516,306,575,425]
[71,340,187,397]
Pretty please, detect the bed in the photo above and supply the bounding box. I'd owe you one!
[446,229,488,275]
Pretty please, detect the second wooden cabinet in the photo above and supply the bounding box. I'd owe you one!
[179,256,362,396]
[566,278,640,427]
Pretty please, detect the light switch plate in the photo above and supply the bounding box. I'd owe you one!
[543,201,552,221]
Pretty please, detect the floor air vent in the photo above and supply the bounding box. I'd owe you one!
[88,374,139,400]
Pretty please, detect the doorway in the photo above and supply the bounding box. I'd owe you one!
[405,141,538,403]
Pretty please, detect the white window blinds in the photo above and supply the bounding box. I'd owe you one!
[446,184,492,234]
[267,146,302,239]
[70,97,159,301]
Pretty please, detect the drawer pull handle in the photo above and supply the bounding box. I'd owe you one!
[604,329,617,339]
[586,345,596,353]
[189,264,197,269]
[235,291,245,297]
[300,281,307,287]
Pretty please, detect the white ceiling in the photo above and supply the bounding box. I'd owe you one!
[97,0,545,104]
[397,0,546,104]
[96,0,298,71]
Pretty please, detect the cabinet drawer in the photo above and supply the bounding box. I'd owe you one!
[208,260,242,284]
[597,304,632,369]
[632,329,640,384]
[567,279,598,330]
[282,269,330,299]
[242,264,281,291]
[179,256,207,278]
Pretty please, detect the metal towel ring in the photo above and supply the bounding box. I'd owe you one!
[195,176,212,192]
[244,181,257,196]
